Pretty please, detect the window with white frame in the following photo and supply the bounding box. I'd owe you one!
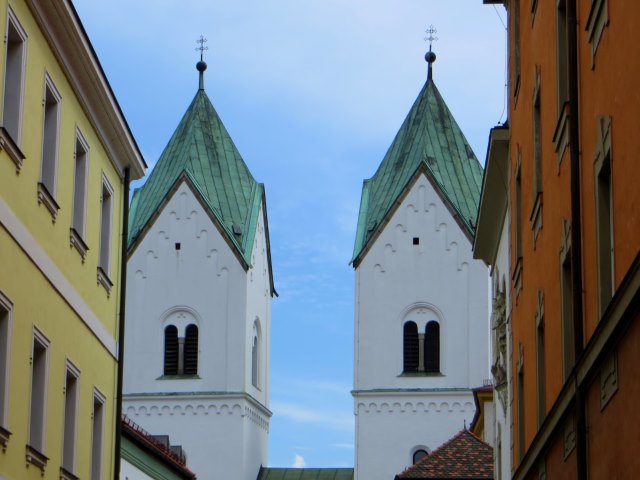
[70,130,89,258]
[61,362,79,476]
[39,75,62,216]
[2,7,27,145]
[98,176,113,290]
[595,116,614,318]
[0,292,12,442]
[91,389,105,480]
[28,328,49,454]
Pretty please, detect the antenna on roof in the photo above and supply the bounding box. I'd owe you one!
[424,25,438,80]
[195,35,208,90]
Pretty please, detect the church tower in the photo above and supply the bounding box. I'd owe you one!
[122,56,275,480]
[351,46,489,480]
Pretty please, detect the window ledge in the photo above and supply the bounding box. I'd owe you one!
[0,425,11,452]
[0,126,25,172]
[37,182,60,220]
[97,266,113,295]
[399,372,444,377]
[26,444,48,472]
[60,466,79,480]
[156,374,201,380]
[69,228,89,261]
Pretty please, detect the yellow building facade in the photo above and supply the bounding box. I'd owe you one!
[0,1,145,479]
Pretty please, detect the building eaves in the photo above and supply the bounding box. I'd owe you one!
[26,0,146,179]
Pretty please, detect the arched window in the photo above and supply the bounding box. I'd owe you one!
[164,325,178,375]
[164,323,198,376]
[403,321,419,372]
[252,335,259,387]
[184,324,198,375]
[424,321,440,373]
[413,449,428,464]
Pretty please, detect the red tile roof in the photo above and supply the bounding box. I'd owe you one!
[122,415,197,479]
[395,429,493,479]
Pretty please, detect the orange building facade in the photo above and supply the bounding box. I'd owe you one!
[483,0,640,478]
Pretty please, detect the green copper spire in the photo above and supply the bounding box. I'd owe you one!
[128,76,264,267]
[351,53,484,265]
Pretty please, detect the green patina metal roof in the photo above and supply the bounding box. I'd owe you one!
[128,88,263,265]
[257,468,354,480]
[351,74,484,264]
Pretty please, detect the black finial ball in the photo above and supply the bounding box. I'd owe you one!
[425,50,437,64]
[196,60,207,72]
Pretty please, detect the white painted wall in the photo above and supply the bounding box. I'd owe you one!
[123,181,271,480]
[491,209,511,480]
[121,458,154,480]
[354,174,489,480]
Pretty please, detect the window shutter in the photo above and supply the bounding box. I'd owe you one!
[403,322,419,372]
[424,321,440,373]
[184,324,198,375]
[164,325,178,375]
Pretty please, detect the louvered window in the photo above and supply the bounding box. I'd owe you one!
[424,321,440,373]
[403,322,419,372]
[184,324,198,375]
[164,325,179,375]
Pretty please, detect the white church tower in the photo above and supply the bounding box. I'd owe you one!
[351,48,489,480]
[122,58,275,480]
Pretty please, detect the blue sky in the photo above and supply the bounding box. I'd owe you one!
[73,0,506,469]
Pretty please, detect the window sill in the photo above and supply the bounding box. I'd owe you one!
[97,266,113,295]
[156,374,201,380]
[0,126,25,172]
[60,466,79,480]
[37,182,60,221]
[0,425,11,452]
[69,228,89,261]
[399,372,443,377]
[26,444,48,472]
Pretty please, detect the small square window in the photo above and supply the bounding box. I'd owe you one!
[412,237,420,245]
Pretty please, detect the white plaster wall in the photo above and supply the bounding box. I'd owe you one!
[245,205,271,407]
[124,181,248,394]
[353,174,489,480]
[354,392,476,480]
[121,458,154,480]
[491,210,511,480]
[354,174,489,391]
[123,396,269,480]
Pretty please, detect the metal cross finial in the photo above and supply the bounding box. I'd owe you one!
[424,25,438,50]
[195,35,208,61]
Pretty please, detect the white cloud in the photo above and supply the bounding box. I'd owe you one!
[292,454,306,468]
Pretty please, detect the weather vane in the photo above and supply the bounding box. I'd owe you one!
[196,35,208,61]
[424,25,438,50]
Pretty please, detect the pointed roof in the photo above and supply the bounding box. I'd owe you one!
[128,87,264,267]
[395,430,493,479]
[351,71,484,265]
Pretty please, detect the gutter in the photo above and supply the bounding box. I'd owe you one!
[113,167,130,480]
[566,1,587,478]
